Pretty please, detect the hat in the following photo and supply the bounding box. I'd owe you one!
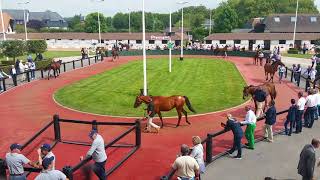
[41,144,51,151]
[89,130,98,138]
[42,156,54,169]
[10,143,22,151]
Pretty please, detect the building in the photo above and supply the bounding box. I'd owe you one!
[205,14,320,52]
[0,12,15,34]
[3,9,68,29]
[4,32,188,50]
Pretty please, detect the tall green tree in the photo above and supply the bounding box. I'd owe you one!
[213,3,239,33]
[84,13,108,33]
[1,40,26,61]
[26,40,47,55]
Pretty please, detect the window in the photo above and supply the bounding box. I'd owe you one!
[219,40,226,44]
[234,40,241,44]
[46,39,50,40]
[311,17,317,22]
[162,40,168,44]
[311,40,316,44]
[290,17,296,22]
[69,39,73,41]
[57,39,61,40]
[205,40,212,44]
[279,40,286,44]
[136,40,142,44]
[274,17,280,22]
[149,40,155,44]
[81,39,85,41]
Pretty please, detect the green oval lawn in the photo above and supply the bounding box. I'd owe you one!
[54,58,247,117]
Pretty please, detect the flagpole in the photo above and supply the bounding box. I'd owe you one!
[169,10,172,72]
[0,0,6,41]
[142,0,147,95]
[293,0,299,48]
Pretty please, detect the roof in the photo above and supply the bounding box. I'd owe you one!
[205,33,320,41]
[29,11,65,22]
[264,14,320,33]
[0,13,13,31]
[163,27,191,33]
[5,32,188,41]
[3,9,27,20]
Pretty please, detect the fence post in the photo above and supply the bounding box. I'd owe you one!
[63,63,66,72]
[285,67,288,78]
[88,57,91,65]
[72,60,75,69]
[94,56,97,63]
[53,114,61,142]
[2,78,6,91]
[92,120,98,131]
[41,70,44,78]
[62,166,73,180]
[26,71,30,82]
[297,73,301,87]
[100,54,103,61]
[0,158,6,179]
[205,134,213,164]
[290,69,293,82]
[81,59,83,67]
[135,119,141,147]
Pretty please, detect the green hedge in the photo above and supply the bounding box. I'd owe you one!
[288,48,299,54]
[0,60,15,66]
[107,50,257,57]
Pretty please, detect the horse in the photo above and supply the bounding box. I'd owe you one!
[253,50,264,66]
[242,82,277,113]
[134,95,196,128]
[43,60,62,80]
[111,47,119,61]
[264,60,286,82]
[213,46,228,56]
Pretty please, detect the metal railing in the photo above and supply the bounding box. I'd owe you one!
[160,109,289,180]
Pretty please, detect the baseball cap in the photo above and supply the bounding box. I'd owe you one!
[40,144,51,151]
[42,156,54,169]
[89,129,98,138]
[10,143,22,151]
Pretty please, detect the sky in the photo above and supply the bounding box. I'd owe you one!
[3,0,320,17]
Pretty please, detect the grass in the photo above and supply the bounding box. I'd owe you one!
[0,51,80,62]
[54,58,247,117]
[282,53,313,59]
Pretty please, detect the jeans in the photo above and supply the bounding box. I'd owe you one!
[178,177,195,180]
[296,110,304,133]
[93,160,107,180]
[228,135,242,157]
[279,72,284,81]
[305,107,316,128]
[284,119,293,135]
[9,175,26,180]
[30,69,35,79]
[12,74,17,86]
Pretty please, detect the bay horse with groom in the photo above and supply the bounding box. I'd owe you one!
[134,94,196,128]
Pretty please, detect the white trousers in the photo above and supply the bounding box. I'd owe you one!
[147,117,159,130]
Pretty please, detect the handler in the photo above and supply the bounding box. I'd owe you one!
[146,98,160,133]
[241,106,257,150]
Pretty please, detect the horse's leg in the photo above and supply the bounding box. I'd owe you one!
[176,108,183,127]
[158,111,164,128]
[182,108,190,125]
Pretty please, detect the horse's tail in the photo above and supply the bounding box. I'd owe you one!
[272,85,277,99]
[183,96,196,113]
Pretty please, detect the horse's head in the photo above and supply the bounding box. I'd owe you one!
[134,95,152,108]
[242,85,253,99]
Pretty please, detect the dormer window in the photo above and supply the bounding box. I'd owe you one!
[274,17,280,22]
[311,17,317,22]
[291,17,296,22]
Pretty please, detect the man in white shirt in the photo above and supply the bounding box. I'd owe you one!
[35,157,68,180]
[305,89,317,128]
[37,144,55,170]
[314,89,320,120]
[296,92,306,133]
[241,106,257,150]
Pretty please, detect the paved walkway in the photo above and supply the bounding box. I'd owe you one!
[203,121,320,180]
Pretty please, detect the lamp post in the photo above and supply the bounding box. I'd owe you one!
[92,0,104,47]
[169,10,172,72]
[128,8,131,34]
[18,1,30,41]
[292,0,299,49]
[0,0,6,41]
[142,0,147,95]
[209,9,212,35]
[177,1,188,61]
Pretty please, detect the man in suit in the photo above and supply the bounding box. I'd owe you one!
[221,114,243,159]
[298,138,320,180]
[264,100,276,142]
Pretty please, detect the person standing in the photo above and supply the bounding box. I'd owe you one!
[81,130,107,180]
[296,91,306,133]
[145,98,160,133]
[5,143,38,180]
[10,65,17,86]
[253,87,267,118]
[284,99,297,136]
[295,64,302,84]
[172,144,200,180]
[221,114,243,159]
[37,144,55,170]
[0,68,9,92]
[278,65,286,83]
[298,138,320,180]
[314,89,320,120]
[35,157,68,180]
[29,60,36,80]
[310,67,317,82]
[190,136,205,175]
[241,106,257,150]
[264,100,276,142]
[305,89,317,128]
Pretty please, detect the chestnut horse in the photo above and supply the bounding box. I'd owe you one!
[264,60,286,82]
[253,50,264,66]
[134,95,196,128]
[112,47,119,61]
[242,82,277,112]
[44,60,62,80]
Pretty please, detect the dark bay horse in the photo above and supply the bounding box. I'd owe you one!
[243,82,277,112]
[264,61,286,82]
[134,95,196,128]
[253,50,264,66]
[213,46,228,56]
[44,60,62,80]
[112,47,119,61]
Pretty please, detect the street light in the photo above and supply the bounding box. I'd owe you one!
[18,1,30,41]
[92,0,104,47]
[0,0,6,41]
[177,1,188,61]
[142,0,147,95]
[128,8,131,34]
[293,0,299,49]
[209,9,212,35]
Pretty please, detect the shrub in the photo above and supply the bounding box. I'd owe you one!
[1,40,26,61]
[26,40,47,54]
[0,60,15,66]
[287,48,299,54]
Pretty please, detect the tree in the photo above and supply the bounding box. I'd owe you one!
[192,27,209,41]
[1,40,26,61]
[26,40,47,55]
[84,13,108,33]
[27,20,45,31]
[112,13,128,30]
[213,3,239,33]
